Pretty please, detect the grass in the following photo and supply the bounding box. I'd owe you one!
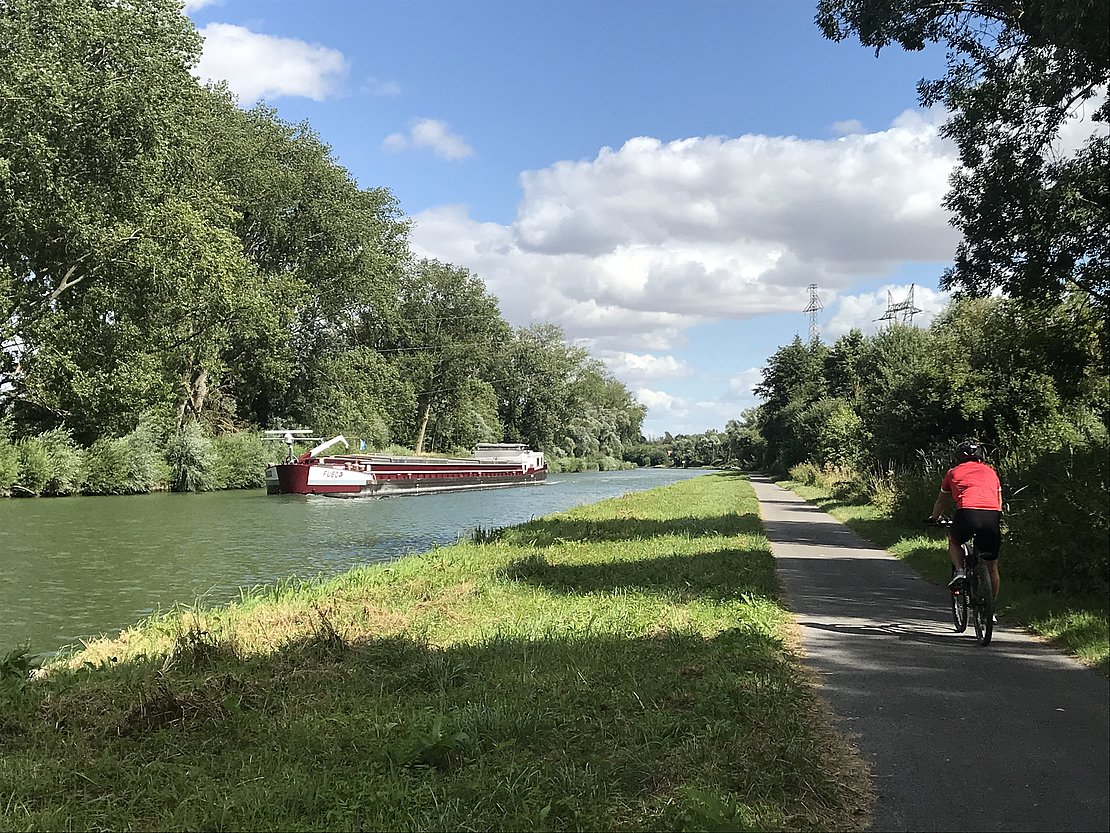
[779,479,1110,675]
[0,473,870,832]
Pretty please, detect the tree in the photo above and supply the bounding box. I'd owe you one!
[377,260,505,453]
[0,0,219,434]
[816,1,1110,337]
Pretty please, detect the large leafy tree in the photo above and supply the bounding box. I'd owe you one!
[374,259,507,453]
[209,106,410,430]
[0,0,259,438]
[816,1,1109,323]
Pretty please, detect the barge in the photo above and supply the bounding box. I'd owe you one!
[264,433,547,498]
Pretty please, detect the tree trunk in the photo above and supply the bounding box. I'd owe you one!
[176,367,210,429]
[414,398,432,454]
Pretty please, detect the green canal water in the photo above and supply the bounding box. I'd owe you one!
[1,468,709,655]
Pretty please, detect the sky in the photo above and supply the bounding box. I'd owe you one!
[183,0,963,438]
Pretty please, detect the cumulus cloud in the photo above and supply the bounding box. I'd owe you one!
[184,0,221,11]
[823,283,950,339]
[383,118,474,160]
[728,368,763,400]
[604,352,690,383]
[831,118,865,135]
[411,109,959,348]
[194,24,348,103]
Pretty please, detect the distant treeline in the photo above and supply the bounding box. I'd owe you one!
[0,0,646,484]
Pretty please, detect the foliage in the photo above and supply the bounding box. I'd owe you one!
[0,438,19,493]
[816,0,1110,349]
[212,432,267,490]
[748,295,1107,594]
[0,0,647,494]
[164,423,218,493]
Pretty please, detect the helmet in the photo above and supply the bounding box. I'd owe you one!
[955,439,986,462]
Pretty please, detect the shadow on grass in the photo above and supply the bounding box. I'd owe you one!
[492,511,764,548]
[498,548,777,602]
[2,622,861,833]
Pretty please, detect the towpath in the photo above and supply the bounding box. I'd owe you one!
[748,476,1110,833]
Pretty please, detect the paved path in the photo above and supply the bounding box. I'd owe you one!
[749,476,1110,833]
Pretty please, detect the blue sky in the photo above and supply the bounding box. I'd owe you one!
[185,0,960,437]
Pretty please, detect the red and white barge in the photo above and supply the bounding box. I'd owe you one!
[265,434,547,498]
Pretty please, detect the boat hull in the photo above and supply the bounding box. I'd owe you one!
[265,460,547,497]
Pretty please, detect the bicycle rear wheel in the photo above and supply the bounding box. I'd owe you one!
[950,583,968,632]
[972,562,994,646]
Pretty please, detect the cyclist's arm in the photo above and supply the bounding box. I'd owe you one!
[930,490,950,521]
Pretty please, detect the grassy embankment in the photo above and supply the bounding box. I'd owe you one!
[0,473,869,832]
[778,479,1109,674]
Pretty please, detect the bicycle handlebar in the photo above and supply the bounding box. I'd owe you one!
[925,516,953,527]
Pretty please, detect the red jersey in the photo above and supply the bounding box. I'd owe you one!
[941,461,1002,511]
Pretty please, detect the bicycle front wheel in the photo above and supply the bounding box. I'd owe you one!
[972,562,994,646]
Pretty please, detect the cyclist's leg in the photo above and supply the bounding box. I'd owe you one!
[972,511,1002,600]
[985,559,1000,600]
[948,533,964,571]
[949,510,974,574]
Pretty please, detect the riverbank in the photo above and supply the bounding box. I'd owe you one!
[1,473,869,831]
[779,478,1110,675]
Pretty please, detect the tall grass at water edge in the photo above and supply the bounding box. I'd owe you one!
[0,473,870,832]
[0,425,267,497]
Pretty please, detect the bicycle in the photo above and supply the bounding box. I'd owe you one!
[926,517,994,646]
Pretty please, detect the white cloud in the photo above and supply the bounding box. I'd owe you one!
[411,108,958,349]
[728,368,762,399]
[194,24,348,103]
[823,283,950,338]
[604,352,690,383]
[383,118,474,160]
[184,0,221,11]
[831,118,864,135]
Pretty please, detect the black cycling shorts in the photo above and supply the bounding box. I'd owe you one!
[952,508,1001,560]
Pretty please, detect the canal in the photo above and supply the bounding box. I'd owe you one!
[1,468,708,655]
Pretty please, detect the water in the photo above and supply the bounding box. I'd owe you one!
[0,468,708,654]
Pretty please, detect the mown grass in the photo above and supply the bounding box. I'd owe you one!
[780,480,1110,675]
[0,473,870,832]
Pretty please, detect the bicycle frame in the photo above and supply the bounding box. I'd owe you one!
[960,538,994,645]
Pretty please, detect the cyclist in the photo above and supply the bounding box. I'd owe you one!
[928,439,1003,601]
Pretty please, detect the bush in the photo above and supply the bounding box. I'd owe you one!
[789,462,822,487]
[1001,435,1109,594]
[16,438,51,495]
[164,423,218,492]
[83,437,133,495]
[213,432,267,489]
[12,431,85,497]
[124,421,171,492]
[0,439,19,494]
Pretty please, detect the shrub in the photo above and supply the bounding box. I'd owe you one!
[0,439,18,494]
[164,423,218,492]
[1000,434,1109,594]
[13,431,84,496]
[124,421,171,492]
[213,432,267,489]
[789,462,822,487]
[83,437,133,495]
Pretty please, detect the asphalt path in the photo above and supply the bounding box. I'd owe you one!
[749,476,1110,833]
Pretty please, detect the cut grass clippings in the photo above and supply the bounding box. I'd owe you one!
[0,472,871,832]
[779,479,1110,675]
